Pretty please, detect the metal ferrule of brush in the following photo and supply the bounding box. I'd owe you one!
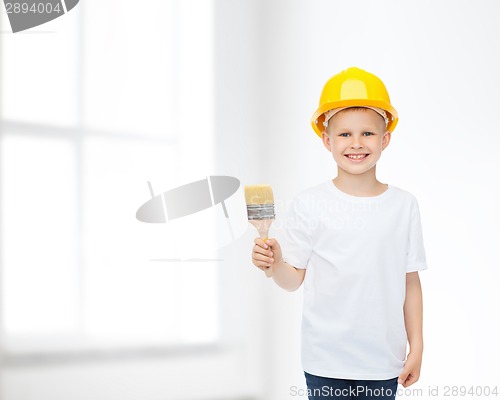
[247,204,275,220]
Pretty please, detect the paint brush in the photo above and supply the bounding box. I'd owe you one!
[244,185,275,278]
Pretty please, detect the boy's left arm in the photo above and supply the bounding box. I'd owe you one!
[399,271,423,387]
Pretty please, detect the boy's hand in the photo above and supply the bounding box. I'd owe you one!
[251,237,283,276]
[398,351,422,387]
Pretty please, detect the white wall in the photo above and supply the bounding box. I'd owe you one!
[2,1,500,399]
[252,0,500,398]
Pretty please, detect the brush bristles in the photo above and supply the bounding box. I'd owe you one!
[244,185,274,205]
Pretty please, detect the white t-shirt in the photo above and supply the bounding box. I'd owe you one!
[280,180,428,380]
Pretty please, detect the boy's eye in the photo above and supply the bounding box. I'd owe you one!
[338,132,374,137]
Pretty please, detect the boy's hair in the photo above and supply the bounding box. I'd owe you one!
[325,107,387,136]
[323,106,388,128]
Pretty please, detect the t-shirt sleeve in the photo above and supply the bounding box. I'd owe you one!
[279,196,314,270]
[406,197,428,273]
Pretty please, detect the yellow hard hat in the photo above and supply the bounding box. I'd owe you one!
[311,67,398,137]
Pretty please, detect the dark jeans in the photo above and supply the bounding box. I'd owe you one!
[304,371,398,400]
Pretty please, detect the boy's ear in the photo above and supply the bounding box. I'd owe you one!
[382,130,391,151]
[321,131,332,152]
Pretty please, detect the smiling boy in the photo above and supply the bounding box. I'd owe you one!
[251,67,428,399]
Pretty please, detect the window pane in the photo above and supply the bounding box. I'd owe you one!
[82,0,176,138]
[176,0,214,168]
[1,135,78,337]
[82,137,218,345]
[0,11,79,126]
[0,0,218,350]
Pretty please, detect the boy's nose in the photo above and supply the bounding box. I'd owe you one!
[350,138,364,148]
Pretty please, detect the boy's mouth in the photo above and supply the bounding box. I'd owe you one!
[345,153,369,162]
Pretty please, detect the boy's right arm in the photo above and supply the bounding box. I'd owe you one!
[252,237,306,292]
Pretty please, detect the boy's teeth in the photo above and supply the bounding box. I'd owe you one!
[347,154,367,159]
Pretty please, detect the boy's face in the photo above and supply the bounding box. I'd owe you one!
[321,108,391,176]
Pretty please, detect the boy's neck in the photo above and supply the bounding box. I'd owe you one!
[333,168,387,197]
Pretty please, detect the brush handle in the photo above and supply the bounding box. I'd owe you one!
[249,219,274,278]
